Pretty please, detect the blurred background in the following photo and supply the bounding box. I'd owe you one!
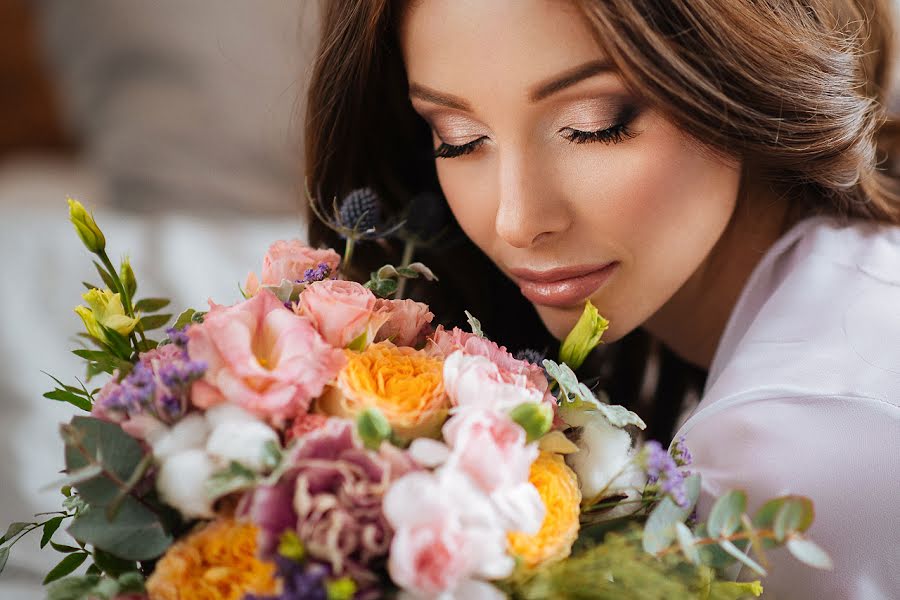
[0,1,319,595]
[1,1,900,597]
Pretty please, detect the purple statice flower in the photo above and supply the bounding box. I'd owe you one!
[299,262,332,285]
[165,326,191,348]
[93,344,207,431]
[241,420,417,590]
[641,440,689,508]
[670,435,693,468]
[245,556,329,600]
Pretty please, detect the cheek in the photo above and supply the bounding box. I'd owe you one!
[435,160,498,255]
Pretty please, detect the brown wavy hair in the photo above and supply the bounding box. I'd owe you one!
[304,0,900,442]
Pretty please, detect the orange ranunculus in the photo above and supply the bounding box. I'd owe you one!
[508,451,581,568]
[317,342,448,440]
[145,519,277,600]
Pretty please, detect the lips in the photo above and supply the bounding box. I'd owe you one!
[509,262,619,308]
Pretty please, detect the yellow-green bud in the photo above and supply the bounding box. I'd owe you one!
[356,407,392,450]
[559,300,609,370]
[67,198,106,253]
[509,401,554,443]
[325,577,357,600]
[277,530,305,562]
[120,257,137,299]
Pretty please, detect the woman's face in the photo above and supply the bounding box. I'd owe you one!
[400,0,742,341]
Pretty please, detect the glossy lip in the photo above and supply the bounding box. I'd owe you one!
[510,262,619,308]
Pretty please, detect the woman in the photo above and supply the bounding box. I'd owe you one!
[304,1,900,598]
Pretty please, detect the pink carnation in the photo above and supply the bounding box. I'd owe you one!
[296,280,385,348]
[186,289,345,425]
[244,239,340,296]
[442,351,546,412]
[373,298,434,347]
[427,326,548,394]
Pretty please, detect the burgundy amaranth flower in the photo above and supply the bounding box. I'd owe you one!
[242,420,416,588]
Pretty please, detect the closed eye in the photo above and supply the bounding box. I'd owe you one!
[434,136,488,159]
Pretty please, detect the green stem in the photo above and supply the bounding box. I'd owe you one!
[98,251,146,351]
[657,528,779,557]
[343,238,356,273]
[395,240,417,299]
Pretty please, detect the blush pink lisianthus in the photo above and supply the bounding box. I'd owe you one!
[427,326,549,395]
[372,298,434,347]
[296,279,388,349]
[244,239,341,296]
[186,289,346,425]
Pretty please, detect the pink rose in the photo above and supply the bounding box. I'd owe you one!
[373,298,434,347]
[442,408,538,493]
[442,351,545,411]
[186,289,345,425]
[427,326,548,394]
[296,280,386,348]
[244,239,341,295]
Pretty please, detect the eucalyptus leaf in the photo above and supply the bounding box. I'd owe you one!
[40,516,65,548]
[67,497,172,561]
[674,522,700,564]
[718,539,767,576]
[707,490,747,537]
[134,298,170,313]
[43,552,89,585]
[695,523,738,569]
[642,474,701,554]
[773,497,814,542]
[45,574,103,600]
[786,537,833,570]
[63,417,146,506]
[43,464,105,492]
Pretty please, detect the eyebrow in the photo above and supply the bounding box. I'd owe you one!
[408,59,616,111]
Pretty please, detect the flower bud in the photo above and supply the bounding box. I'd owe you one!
[559,300,609,370]
[80,288,140,338]
[356,407,392,450]
[325,577,357,600]
[509,401,553,443]
[277,530,306,562]
[67,197,106,253]
[120,256,137,299]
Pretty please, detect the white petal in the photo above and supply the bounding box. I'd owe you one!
[409,438,451,468]
[151,413,208,461]
[206,420,279,471]
[156,449,216,519]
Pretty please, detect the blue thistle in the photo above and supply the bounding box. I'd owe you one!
[338,188,382,237]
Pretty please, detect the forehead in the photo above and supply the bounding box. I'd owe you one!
[399,0,606,99]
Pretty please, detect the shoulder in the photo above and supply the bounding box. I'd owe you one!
[700,216,900,410]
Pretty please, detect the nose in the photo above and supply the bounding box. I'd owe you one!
[494,152,572,248]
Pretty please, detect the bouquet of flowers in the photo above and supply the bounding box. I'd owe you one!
[0,195,832,600]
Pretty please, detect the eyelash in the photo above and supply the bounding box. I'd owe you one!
[433,110,639,159]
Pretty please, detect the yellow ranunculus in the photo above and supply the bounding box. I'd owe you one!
[76,288,140,341]
[317,342,448,440]
[508,451,582,568]
[146,519,277,600]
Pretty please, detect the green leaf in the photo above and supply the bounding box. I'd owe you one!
[44,390,93,412]
[773,497,814,542]
[2,521,30,544]
[0,547,8,576]
[41,516,65,548]
[67,498,172,561]
[695,523,738,569]
[546,359,646,430]
[63,417,146,507]
[173,308,197,330]
[134,298,171,313]
[707,490,747,537]
[406,262,438,281]
[206,461,258,500]
[45,574,103,600]
[92,262,117,292]
[43,464,105,494]
[85,563,102,577]
[718,539,767,576]
[117,571,146,593]
[674,521,700,564]
[93,548,137,577]
[138,314,172,331]
[50,542,81,554]
[642,474,701,554]
[395,266,420,278]
[82,281,99,292]
[786,536,833,570]
[43,552,89,585]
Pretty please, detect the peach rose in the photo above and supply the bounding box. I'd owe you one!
[317,342,448,440]
[244,239,340,295]
[373,298,434,347]
[186,290,346,425]
[296,280,387,348]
